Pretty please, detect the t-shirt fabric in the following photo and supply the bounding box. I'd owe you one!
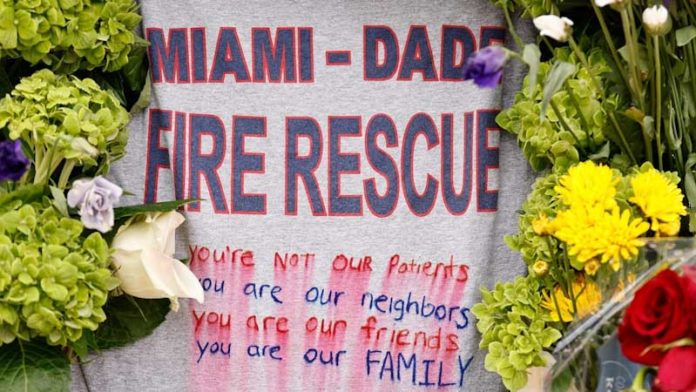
[73,1,534,391]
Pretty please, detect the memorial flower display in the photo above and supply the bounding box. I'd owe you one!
[469,0,696,389]
[0,1,202,390]
[1,0,695,389]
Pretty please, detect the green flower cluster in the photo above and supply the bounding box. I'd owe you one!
[472,276,562,391]
[0,69,129,184]
[0,0,141,73]
[505,170,560,272]
[497,48,615,171]
[0,192,118,346]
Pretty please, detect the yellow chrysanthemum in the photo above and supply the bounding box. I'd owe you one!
[532,214,553,236]
[584,260,600,276]
[555,161,618,211]
[533,260,549,276]
[629,168,687,237]
[552,205,607,262]
[596,208,649,270]
[541,277,602,322]
[553,206,648,269]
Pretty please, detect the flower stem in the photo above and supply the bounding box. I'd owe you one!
[550,98,587,155]
[630,367,650,392]
[591,2,630,90]
[502,5,523,50]
[58,160,75,189]
[566,88,593,146]
[567,37,637,165]
[562,247,578,317]
[653,35,663,171]
[620,8,645,108]
[78,361,93,392]
[550,287,565,323]
[619,8,653,163]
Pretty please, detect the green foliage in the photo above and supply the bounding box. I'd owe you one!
[491,0,557,17]
[0,69,130,183]
[113,199,195,220]
[0,339,70,392]
[93,295,170,350]
[497,48,616,171]
[0,188,119,347]
[0,0,142,73]
[505,170,560,270]
[472,276,562,391]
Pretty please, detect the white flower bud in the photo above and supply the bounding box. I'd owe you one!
[594,0,627,10]
[643,5,672,36]
[533,15,574,43]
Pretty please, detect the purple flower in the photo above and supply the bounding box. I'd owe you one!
[0,140,29,182]
[67,176,122,233]
[463,46,508,88]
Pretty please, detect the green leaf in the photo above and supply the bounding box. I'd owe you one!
[677,26,696,47]
[522,44,541,96]
[67,331,98,360]
[588,141,610,161]
[129,75,151,114]
[684,156,696,233]
[0,340,70,392]
[540,327,562,347]
[93,295,170,350]
[122,39,149,93]
[0,185,46,209]
[113,199,197,220]
[540,62,575,120]
[503,369,528,391]
[690,209,696,233]
[49,187,69,217]
[0,62,12,97]
[617,45,649,75]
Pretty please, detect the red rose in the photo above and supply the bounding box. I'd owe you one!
[654,346,696,392]
[618,269,691,366]
[684,266,696,334]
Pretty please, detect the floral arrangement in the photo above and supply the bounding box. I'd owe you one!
[465,0,696,390]
[0,2,202,391]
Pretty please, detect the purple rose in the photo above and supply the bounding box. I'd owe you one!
[0,140,29,182]
[463,46,508,88]
[67,176,122,233]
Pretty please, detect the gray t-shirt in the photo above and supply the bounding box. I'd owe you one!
[74,1,534,391]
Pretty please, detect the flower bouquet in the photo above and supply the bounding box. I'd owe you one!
[465,0,696,390]
[0,1,203,391]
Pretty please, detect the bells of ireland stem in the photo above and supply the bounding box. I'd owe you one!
[533,15,574,43]
[643,5,672,36]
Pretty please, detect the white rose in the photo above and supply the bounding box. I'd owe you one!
[533,15,574,42]
[111,211,204,310]
[519,352,556,392]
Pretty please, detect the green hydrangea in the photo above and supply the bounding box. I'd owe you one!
[497,48,615,171]
[0,69,129,184]
[0,191,118,346]
[0,0,141,73]
[472,276,562,391]
[504,170,560,272]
